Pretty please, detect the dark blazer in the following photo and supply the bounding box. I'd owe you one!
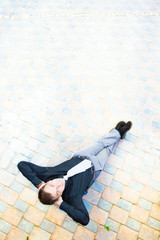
[18,156,92,225]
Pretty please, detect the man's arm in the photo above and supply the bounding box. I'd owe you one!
[17,161,48,188]
[59,194,89,226]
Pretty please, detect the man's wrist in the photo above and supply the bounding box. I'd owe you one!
[37,182,44,189]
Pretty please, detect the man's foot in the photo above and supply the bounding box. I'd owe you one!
[116,121,132,139]
[115,121,126,132]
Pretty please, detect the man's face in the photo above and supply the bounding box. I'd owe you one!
[44,178,65,200]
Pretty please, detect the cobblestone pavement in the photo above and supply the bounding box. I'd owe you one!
[0,1,160,240]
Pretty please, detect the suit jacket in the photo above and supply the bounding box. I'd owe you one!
[18,156,92,225]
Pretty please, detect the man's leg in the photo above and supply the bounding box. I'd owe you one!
[74,129,120,171]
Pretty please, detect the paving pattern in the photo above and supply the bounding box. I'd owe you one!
[0,1,160,240]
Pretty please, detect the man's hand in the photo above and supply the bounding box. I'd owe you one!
[54,196,63,207]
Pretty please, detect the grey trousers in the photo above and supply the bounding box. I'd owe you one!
[73,129,120,180]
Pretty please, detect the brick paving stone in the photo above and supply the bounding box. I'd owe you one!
[124,134,136,143]
[141,186,160,203]
[109,206,129,224]
[24,206,45,226]
[83,200,92,212]
[27,138,40,152]
[91,180,104,192]
[118,199,133,211]
[40,219,56,233]
[110,180,124,192]
[7,163,19,175]
[62,219,78,233]
[127,217,141,231]
[0,232,6,240]
[114,169,131,185]
[96,171,113,186]
[83,188,101,204]
[0,219,12,234]
[107,154,124,168]
[133,169,150,185]
[0,140,8,154]
[72,134,84,143]
[104,164,116,175]
[130,180,143,192]
[105,218,120,232]
[98,199,112,212]
[0,154,12,169]
[35,200,50,213]
[63,140,80,152]
[29,227,51,240]
[51,226,73,240]
[0,183,4,192]
[139,224,159,240]
[59,125,74,138]
[0,187,18,205]
[95,226,117,240]
[0,200,8,212]
[73,226,95,240]
[60,148,72,159]
[0,169,14,187]
[118,139,135,152]
[39,147,54,159]
[133,148,144,158]
[102,187,121,204]
[122,186,140,204]
[10,180,24,193]
[151,170,160,183]
[67,120,77,128]
[85,220,98,233]
[143,153,159,168]
[117,225,138,240]
[150,204,160,221]
[89,205,109,225]
[36,133,48,143]
[18,218,34,233]
[136,139,151,152]
[10,139,25,152]
[141,164,154,175]
[122,164,134,175]
[20,187,37,205]
[147,217,160,231]
[130,205,149,223]
[14,199,29,213]
[150,148,160,157]
[125,154,142,169]
[138,198,152,210]
[149,180,160,192]
[54,133,66,143]
[2,206,23,226]
[5,227,28,240]
[16,172,30,187]
[45,205,66,226]
[115,148,127,158]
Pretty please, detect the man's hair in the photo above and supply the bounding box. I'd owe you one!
[38,185,58,205]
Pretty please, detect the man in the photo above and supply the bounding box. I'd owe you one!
[18,121,132,225]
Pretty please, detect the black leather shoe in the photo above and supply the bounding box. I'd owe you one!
[115,121,126,132]
[118,121,133,139]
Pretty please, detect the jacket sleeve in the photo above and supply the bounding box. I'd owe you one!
[17,161,48,187]
[60,194,90,225]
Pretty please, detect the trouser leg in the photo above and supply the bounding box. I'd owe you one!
[74,129,120,171]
